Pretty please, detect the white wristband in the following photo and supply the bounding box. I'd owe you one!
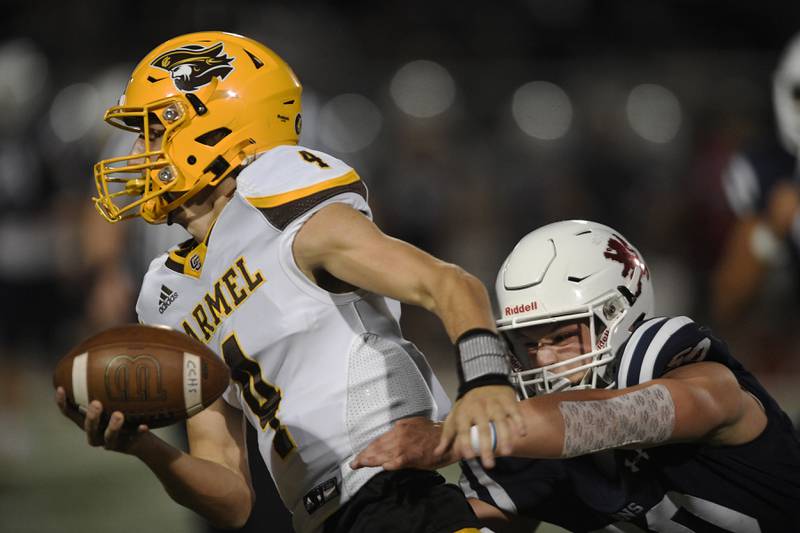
[470,422,497,454]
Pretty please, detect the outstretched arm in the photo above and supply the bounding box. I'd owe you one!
[294,203,526,468]
[352,361,766,468]
[55,390,253,529]
[509,360,766,459]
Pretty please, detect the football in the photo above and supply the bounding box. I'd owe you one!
[53,324,230,428]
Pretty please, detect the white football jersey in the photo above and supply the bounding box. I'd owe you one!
[136,145,451,533]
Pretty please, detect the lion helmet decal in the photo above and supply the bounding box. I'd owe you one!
[150,42,234,92]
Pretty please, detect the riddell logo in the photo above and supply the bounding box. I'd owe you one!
[158,285,179,314]
[596,328,609,349]
[505,301,538,316]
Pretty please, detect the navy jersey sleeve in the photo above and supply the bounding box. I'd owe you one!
[721,142,795,218]
[614,316,733,388]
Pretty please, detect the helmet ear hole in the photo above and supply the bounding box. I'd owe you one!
[195,127,232,147]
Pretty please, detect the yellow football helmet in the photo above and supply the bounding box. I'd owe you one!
[94,31,302,223]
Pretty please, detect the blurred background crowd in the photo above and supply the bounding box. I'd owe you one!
[2,1,800,532]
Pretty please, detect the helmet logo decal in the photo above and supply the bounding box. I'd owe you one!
[596,328,609,349]
[151,42,234,92]
[604,234,650,297]
[504,301,538,317]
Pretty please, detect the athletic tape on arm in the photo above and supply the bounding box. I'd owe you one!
[559,384,675,458]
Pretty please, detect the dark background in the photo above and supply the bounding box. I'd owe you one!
[2,1,800,532]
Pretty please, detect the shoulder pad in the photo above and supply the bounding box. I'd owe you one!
[615,316,726,387]
[238,145,367,229]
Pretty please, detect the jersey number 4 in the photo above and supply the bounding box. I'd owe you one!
[222,333,297,459]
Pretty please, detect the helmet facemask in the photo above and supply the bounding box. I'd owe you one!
[502,293,628,398]
[94,95,194,223]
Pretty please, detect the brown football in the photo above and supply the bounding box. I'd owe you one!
[53,324,230,428]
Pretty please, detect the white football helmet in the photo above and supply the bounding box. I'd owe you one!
[774,32,800,155]
[495,220,654,397]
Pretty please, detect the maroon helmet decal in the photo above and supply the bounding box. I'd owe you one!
[604,234,650,297]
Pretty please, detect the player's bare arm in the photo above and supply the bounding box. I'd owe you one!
[55,392,253,529]
[509,360,767,459]
[352,361,766,467]
[293,202,526,468]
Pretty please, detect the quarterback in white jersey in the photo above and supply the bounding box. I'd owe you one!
[136,144,452,531]
[56,31,526,533]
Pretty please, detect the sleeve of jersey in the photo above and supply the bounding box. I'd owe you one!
[459,458,562,515]
[240,146,370,230]
[615,316,733,387]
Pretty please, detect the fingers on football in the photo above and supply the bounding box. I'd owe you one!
[85,400,105,447]
[55,387,66,411]
[104,412,125,450]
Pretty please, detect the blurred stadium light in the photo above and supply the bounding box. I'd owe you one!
[318,93,382,153]
[390,60,456,118]
[0,38,48,130]
[511,81,573,140]
[625,83,683,144]
[49,82,101,143]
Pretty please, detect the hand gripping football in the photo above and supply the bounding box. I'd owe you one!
[53,324,230,428]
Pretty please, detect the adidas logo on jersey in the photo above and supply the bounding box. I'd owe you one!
[158,285,179,314]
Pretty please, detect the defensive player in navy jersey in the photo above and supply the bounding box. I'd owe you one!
[713,33,800,325]
[354,220,800,532]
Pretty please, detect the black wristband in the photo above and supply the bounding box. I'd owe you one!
[455,328,511,398]
[457,373,512,399]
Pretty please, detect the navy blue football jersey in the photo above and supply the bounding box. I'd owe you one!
[460,316,800,532]
[721,140,800,273]
[721,141,796,218]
